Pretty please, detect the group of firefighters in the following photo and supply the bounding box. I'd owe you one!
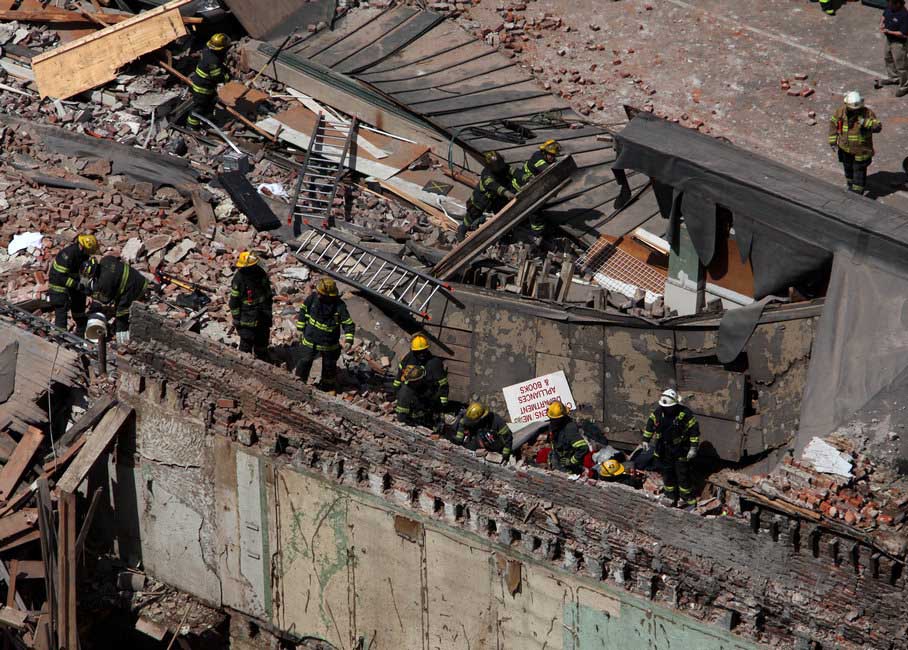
[47,236,702,508]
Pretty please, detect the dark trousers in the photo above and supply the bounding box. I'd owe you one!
[50,291,87,337]
[238,325,270,361]
[839,150,870,193]
[659,454,694,505]
[187,91,216,127]
[395,384,438,426]
[294,344,340,388]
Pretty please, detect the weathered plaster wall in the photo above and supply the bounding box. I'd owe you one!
[114,305,907,650]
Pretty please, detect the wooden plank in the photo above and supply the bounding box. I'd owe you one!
[57,491,77,650]
[0,8,202,24]
[75,487,103,563]
[218,172,282,232]
[36,478,56,647]
[42,436,87,475]
[190,190,215,233]
[56,404,132,495]
[0,510,37,543]
[55,396,116,450]
[0,426,44,501]
[337,11,445,75]
[432,155,577,280]
[0,530,40,553]
[32,0,191,99]
[0,561,25,612]
[33,614,51,650]
[312,6,418,70]
[11,560,43,580]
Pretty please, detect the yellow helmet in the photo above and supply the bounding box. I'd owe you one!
[463,401,489,426]
[547,400,568,419]
[236,251,258,268]
[316,278,339,296]
[77,234,99,254]
[540,139,561,155]
[411,333,430,351]
[600,459,625,477]
[207,33,231,51]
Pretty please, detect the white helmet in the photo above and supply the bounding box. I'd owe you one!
[844,91,864,110]
[659,388,681,408]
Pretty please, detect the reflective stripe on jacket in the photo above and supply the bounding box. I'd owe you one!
[829,106,881,161]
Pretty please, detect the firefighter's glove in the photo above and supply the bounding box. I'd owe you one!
[641,441,650,452]
[686,446,697,461]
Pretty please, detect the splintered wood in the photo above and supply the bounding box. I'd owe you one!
[32,0,191,99]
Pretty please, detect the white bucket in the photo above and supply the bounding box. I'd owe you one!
[84,313,108,343]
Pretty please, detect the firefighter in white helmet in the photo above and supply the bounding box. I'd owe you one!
[641,388,701,509]
[828,91,881,195]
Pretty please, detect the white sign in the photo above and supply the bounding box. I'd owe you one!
[502,370,576,425]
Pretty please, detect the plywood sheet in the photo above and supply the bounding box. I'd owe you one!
[32,0,190,100]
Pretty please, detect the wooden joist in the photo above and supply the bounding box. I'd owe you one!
[0,510,37,543]
[0,8,202,24]
[54,396,116,451]
[32,0,191,99]
[0,606,27,630]
[56,404,132,495]
[432,155,578,280]
[0,426,44,501]
[57,491,77,650]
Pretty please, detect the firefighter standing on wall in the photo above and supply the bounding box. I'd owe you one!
[48,234,99,338]
[229,251,273,361]
[514,139,561,237]
[546,400,589,475]
[394,333,449,426]
[294,278,355,394]
[453,401,513,464]
[641,388,701,509]
[457,151,520,241]
[81,255,149,344]
[187,33,230,129]
[828,91,882,195]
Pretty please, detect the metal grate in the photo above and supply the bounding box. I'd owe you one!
[579,236,667,296]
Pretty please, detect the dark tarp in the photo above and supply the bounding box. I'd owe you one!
[0,341,16,404]
[716,296,775,364]
[612,114,908,298]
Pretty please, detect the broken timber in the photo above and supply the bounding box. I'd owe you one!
[0,8,202,25]
[432,155,577,280]
[56,404,132,495]
[32,0,191,100]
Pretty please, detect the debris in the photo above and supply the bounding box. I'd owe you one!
[7,232,43,257]
[802,437,853,478]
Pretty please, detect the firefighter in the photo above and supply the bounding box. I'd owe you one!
[454,401,513,463]
[546,400,589,475]
[48,234,99,337]
[393,333,449,426]
[294,278,355,394]
[828,91,882,195]
[818,0,836,16]
[457,151,520,241]
[81,255,149,344]
[641,388,701,508]
[187,33,230,129]
[228,251,273,361]
[514,139,561,236]
[594,459,643,488]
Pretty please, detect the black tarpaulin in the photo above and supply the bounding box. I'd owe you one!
[613,115,908,297]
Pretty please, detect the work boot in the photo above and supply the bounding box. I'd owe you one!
[881,77,900,86]
[896,87,908,98]
[682,502,697,512]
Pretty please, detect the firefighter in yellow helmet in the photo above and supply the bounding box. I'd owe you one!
[393,332,449,426]
[294,277,355,393]
[229,252,273,361]
[515,139,561,237]
[81,255,149,345]
[187,33,231,129]
[545,400,589,474]
[48,234,99,337]
[454,401,513,463]
[457,151,521,241]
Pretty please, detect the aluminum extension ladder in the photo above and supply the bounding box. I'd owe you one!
[293,223,454,319]
[288,113,357,235]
